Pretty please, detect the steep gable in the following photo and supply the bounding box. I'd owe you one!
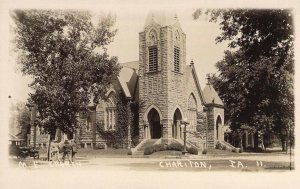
[203,84,224,107]
[117,61,139,100]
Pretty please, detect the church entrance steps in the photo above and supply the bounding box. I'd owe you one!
[137,139,158,151]
[174,138,202,154]
[219,140,236,151]
[131,139,159,156]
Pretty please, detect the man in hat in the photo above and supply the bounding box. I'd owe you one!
[62,140,72,163]
[71,139,78,162]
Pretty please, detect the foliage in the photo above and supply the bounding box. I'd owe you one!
[166,142,184,151]
[127,149,132,155]
[9,102,31,139]
[187,146,199,155]
[202,149,207,154]
[12,10,121,137]
[215,141,227,151]
[94,143,106,150]
[144,144,165,155]
[143,142,199,155]
[215,141,222,149]
[95,91,129,147]
[194,9,294,151]
[130,101,141,147]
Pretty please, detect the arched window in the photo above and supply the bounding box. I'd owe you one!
[188,94,197,131]
[105,92,117,130]
[148,30,158,72]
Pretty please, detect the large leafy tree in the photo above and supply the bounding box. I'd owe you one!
[9,101,31,139]
[12,10,121,138]
[194,9,294,150]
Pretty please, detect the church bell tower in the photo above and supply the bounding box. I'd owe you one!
[138,11,187,142]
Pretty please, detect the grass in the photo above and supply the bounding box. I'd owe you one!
[77,148,130,158]
[36,148,130,159]
[149,150,183,157]
[205,149,238,155]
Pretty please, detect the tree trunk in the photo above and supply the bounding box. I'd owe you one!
[281,135,286,152]
[47,136,51,161]
[254,132,259,151]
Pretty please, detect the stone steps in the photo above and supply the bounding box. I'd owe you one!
[136,139,158,151]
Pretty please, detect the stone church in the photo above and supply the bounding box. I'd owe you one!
[28,12,225,150]
[76,12,225,150]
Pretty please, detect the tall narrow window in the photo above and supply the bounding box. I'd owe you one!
[86,116,91,132]
[105,92,117,130]
[188,94,197,131]
[174,46,180,72]
[149,46,158,72]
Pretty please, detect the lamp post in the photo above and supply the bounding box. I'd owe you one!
[180,118,189,155]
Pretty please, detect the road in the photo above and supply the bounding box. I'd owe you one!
[9,151,294,171]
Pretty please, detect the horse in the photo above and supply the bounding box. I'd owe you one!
[49,134,69,161]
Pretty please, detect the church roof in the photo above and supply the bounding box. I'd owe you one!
[203,84,224,106]
[118,61,139,99]
[144,11,179,28]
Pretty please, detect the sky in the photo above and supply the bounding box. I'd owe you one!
[2,0,299,105]
[5,7,229,103]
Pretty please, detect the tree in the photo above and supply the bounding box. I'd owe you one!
[194,9,294,151]
[12,10,121,139]
[9,101,31,139]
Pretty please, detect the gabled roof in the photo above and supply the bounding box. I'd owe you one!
[185,64,206,104]
[9,133,25,141]
[118,61,139,99]
[203,84,224,107]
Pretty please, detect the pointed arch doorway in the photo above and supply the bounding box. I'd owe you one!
[216,116,222,140]
[172,108,182,139]
[148,108,162,139]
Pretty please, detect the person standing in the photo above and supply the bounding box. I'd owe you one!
[62,140,72,163]
[71,139,78,162]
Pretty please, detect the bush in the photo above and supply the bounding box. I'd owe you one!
[187,146,198,155]
[239,148,243,153]
[144,146,155,155]
[167,142,184,151]
[216,142,222,149]
[222,145,227,150]
[144,144,164,155]
[95,143,106,150]
[232,148,238,153]
[202,149,207,154]
[127,149,132,155]
[143,142,200,155]
[113,143,122,149]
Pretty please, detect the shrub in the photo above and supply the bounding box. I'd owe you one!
[231,148,240,153]
[187,146,198,155]
[216,142,222,149]
[239,148,243,153]
[127,149,132,155]
[113,143,122,149]
[222,145,227,150]
[245,146,254,152]
[144,144,165,155]
[95,143,106,150]
[167,142,184,151]
[144,146,155,155]
[202,149,207,154]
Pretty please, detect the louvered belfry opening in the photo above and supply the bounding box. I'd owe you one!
[174,46,180,72]
[148,46,158,72]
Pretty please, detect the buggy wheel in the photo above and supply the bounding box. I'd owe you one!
[33,152,39,159]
